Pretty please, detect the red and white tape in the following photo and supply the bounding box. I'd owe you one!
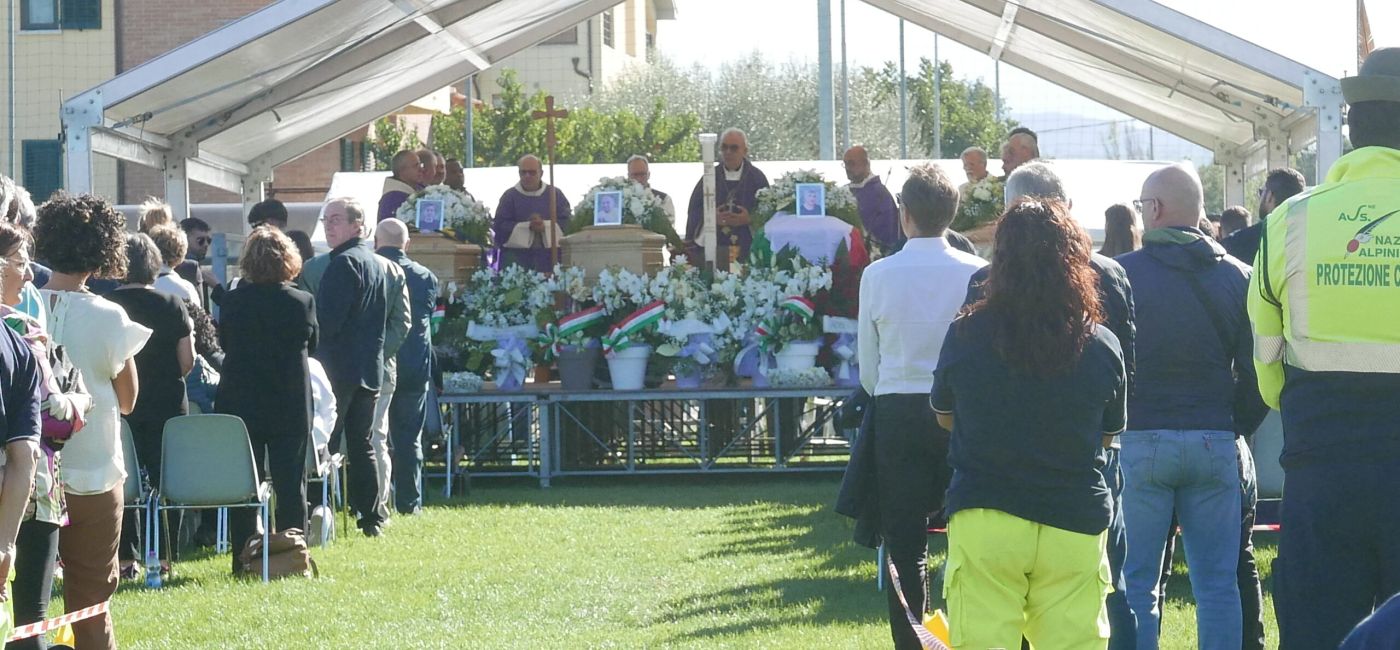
[6,600,109,642]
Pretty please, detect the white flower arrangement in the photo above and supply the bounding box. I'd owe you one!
[952,175,1005,232]
[460,264,553,329]
[443,371,485,393]
[567,177,684,248]
[395,184,493,245]
[544,264,591,304]
[752,169,861,232]
[766,367,833,388]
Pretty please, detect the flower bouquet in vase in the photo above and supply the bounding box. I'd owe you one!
[592,268,666,391]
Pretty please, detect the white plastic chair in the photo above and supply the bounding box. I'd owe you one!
[151,414,271,582]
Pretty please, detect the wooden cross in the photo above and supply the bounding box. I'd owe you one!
[532,95,569,270]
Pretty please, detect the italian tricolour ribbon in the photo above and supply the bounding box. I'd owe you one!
[602,300,666,358]
[537,306,607,360]
[6,600,109,642]
[779,296,817,321]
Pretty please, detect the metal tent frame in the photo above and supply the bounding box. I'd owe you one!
[62,0,1342,225]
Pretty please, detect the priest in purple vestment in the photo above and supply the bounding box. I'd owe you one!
[685,128,769,266]
[843,145,901,252]
[378,150,423,221]
[492,154,571,273]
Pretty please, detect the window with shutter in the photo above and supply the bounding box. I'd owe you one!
[21,0,60,30]
[339,138,355,172]
[602,10,614,48]
[22,140,63,203]
[61,0,100,30]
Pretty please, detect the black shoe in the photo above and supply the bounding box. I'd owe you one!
[360,523,383,538]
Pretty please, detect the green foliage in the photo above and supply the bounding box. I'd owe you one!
[425,70,701,167]
[366,117,423,171]
[868,58,1018,158]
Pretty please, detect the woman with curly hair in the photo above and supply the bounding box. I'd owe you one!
[931,199,1127,649]
[36,192,149,650]
[216,225,317,573]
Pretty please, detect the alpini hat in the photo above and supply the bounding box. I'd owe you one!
[1343,47,1400,104]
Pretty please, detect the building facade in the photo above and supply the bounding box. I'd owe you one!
[473,0,674,105]
[1,0,672,210]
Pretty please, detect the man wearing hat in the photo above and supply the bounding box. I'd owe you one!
[1248,47,1400,649]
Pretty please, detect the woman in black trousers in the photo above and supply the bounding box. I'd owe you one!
[217,226,318,574]
[108,233,193,576]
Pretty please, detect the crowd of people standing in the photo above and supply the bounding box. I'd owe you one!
[0,158,441,646]
[843,46,1400,650]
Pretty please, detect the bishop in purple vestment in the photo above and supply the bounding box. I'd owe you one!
[685,128,769,265]
[842,145,901,252]
[492,154,571,273]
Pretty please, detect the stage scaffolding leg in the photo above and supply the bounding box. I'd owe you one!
[539,401,552,488]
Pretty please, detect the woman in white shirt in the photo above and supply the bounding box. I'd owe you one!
[35,193,149,650]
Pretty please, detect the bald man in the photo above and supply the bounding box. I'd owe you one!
[378,150,423,221]
[375,218,439,515]
[843,146,901,251]
[492,154,571,273]
[1115,163,1266,648]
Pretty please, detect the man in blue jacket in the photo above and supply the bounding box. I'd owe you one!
[374,218,440,516]
[316,198,391,537]
[1116,164,1268,650]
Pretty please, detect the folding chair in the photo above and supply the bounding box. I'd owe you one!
[151,414,271,583]
[120,419,161,578]
[305,443,345,548]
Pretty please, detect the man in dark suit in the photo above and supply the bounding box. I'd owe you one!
[315,198,391,537]
[374,218,440,516]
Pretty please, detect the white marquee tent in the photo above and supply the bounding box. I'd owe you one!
[62,0,1342,232]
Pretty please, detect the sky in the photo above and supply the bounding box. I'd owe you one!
[655,0,1400,124]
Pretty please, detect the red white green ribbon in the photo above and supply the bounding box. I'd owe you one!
[779,296,816,321]
[430,302,446,336]
[536,306,607,361]
[603,300,666,358]
[558,306,606,338]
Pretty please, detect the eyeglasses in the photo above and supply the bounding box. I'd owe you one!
[519,169,541,176]
[1132,198,1159,212]
[321,216,347,226]
[194,236,212,246]
[720,144,743,153]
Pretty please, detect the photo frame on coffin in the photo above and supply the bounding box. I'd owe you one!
[415,199,445,232]
[795,183,825,218]
[594,191,624,226]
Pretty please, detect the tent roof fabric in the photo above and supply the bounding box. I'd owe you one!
[65,0,1336,184]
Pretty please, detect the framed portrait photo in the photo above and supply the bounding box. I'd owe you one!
[415,199,445,232]
[795,183,825,218]
[594,190,624,226]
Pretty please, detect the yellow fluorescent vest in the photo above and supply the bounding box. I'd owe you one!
[1248,146,1400,409]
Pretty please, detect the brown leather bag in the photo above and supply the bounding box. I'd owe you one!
[238,528,318,579]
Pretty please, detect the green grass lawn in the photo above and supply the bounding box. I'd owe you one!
[107,476,1278,648]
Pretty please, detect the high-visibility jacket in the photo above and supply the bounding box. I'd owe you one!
[1249,146,1400,466]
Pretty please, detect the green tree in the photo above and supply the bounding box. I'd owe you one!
[425,70,700,166]
[366,117,422,171]
[869,58,1017,158]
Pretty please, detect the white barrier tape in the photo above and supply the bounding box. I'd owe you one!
[6,600,110,642]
